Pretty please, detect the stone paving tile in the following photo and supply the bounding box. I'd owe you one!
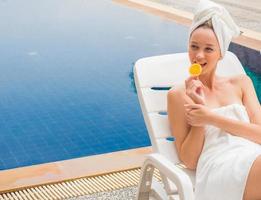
[150,0,261,33]
[69,186,137,200]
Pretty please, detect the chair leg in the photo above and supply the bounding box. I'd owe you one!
[136,164,174,200]
[136,154,194,200]
[136,164,154,200]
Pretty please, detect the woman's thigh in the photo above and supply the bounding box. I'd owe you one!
[243,155,261,200]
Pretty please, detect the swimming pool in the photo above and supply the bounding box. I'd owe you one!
[0,0,260,170]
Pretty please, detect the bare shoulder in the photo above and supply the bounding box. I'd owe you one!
[229,74,252,87]
[230,74,261,123]
[224,74,252,96]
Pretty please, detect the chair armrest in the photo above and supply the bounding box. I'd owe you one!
[137,153,194,200]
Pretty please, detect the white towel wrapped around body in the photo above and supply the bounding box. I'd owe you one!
[195,104,261,200]
[189,0,240,57]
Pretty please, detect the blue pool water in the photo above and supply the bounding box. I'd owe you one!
[0,0,260,170]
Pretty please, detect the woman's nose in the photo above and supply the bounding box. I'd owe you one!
[196,51,204,60]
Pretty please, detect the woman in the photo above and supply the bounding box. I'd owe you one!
[167,0,261,200]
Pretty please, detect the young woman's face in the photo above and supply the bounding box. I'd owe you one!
[188,27,221,75]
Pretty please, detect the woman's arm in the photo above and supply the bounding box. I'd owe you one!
[240,75,261,125]
[186,104,261,144]
[168,88,205,170]
[210,114,261,144]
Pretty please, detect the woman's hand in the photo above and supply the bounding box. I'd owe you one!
[185,76,205,105]
[185,104,214,127]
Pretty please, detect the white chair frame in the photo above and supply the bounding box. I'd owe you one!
[134,51,245,200]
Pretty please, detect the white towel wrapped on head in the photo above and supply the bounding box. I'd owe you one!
[189,0,240,57]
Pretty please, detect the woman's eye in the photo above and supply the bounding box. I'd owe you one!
[205,47,213,52]
[190,45,198,49]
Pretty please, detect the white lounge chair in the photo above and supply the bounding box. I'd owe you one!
[134,51,245,200]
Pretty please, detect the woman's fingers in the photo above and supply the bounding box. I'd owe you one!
[185,77,205,105]
[186,80,204,96]
[185,115,195,126]
[184,104,201,109]
[186,77,200,90]
[185,109,191,117]
[184,103,202,110]
[185,76,197,84]
[186,77,203,86]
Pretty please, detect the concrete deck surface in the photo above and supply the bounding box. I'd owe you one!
[151,0,261,33]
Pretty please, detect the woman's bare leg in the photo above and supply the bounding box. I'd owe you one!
[243,155,261,200]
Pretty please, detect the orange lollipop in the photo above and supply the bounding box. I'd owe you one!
[189,63,202,76]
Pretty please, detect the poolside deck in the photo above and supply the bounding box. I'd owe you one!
[117,0,261,50]
[151,0,261,33]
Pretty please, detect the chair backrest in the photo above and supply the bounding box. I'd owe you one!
[134,51,245,165]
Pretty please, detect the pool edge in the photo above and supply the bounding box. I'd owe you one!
[0,147,152,193]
